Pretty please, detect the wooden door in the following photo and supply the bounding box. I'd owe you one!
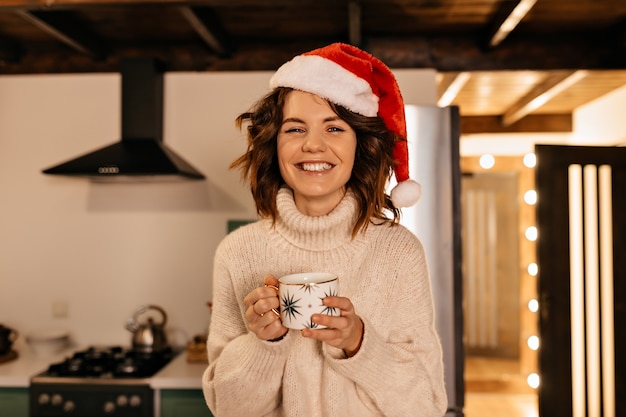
[535,145,626,417]
[462,172,520,358]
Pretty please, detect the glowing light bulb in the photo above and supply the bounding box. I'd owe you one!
[479,154,495,169]
[528,299,539,312]
[527,373,540,389]
[523,153,537,168]
[525,226,538,241]
[524,190,537,205]
[528,335,540,350]
[528,263,538,276]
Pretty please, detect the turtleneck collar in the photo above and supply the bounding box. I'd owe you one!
[273,187,358,251]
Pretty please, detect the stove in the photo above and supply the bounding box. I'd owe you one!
[29,346,176,417]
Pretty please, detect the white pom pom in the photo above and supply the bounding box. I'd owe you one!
[390,179,422,208]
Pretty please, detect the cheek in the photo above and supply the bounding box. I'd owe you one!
[276,141,294,176]
[342,142,357,169]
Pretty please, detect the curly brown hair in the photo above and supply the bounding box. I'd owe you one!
[231,87,403,237]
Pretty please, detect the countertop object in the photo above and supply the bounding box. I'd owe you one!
[0,351,18,365]
[0,347,68,387]
[0,345,207,389]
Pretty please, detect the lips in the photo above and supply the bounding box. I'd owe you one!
[298,162,334,172]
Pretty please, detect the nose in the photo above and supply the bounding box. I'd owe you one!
[301,130,327,152]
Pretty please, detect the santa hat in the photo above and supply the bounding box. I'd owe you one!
[269,43,422,207]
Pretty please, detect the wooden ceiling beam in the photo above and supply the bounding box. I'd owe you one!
[14,10,105,58]
[368,35,625,71]
[485,0,538,48]
[438,72,470,107]
[461,114,573,135]
[501,70,588,126]
[0,0,326,8]
[0,34,623,74]
[0,36,22,64]
[179,6,230,56]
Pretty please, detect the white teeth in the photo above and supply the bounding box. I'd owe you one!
[300,162,332,172]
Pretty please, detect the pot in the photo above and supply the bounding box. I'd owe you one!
[0,324,18,355]
[125,305,169,353]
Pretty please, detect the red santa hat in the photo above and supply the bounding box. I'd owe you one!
[269,42,422,207]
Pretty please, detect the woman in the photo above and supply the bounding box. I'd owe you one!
[202,43,447,417]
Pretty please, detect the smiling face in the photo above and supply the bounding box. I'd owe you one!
[277,90,357,216]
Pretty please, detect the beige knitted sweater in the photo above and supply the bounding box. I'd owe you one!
[202,188,447,417]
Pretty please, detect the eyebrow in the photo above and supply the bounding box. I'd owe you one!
[282,116,343,125]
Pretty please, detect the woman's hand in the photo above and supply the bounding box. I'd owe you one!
[302,296,364,357]
[243,275,288,341]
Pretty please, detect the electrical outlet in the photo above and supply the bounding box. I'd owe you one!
[52,301,68,318]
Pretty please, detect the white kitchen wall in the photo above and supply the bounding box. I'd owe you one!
[572,82,626,146]
[0,69,437,351]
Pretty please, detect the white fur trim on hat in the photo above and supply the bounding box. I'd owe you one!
[390,179,422,208]
[269,55,379,117]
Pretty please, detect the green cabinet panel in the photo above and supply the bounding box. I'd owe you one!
[161,389,213,417]
[0,387,29,417]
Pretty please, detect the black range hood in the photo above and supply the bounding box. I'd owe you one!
[42,57,205,180]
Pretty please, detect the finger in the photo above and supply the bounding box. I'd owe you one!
[243,290,261,309]
[259,319,288,341]
[301,327,342,344]
[322,296,352,312]
[263,274,279,289]
[255,296,280,316]
[245,304,261,323]
[244,285,278,309]
[312,313,349,330]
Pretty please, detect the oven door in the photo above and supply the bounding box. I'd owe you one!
[30,383,153,417]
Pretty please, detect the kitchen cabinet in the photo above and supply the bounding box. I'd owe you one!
[161,389,213,417]
[0,387,28,417]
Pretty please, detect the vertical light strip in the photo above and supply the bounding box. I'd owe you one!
[599,165,615,417]
[487,191,498,347]
[568,164,585,417]
[477,191,487,346]
[583,165,601,417]
[466,190,477,346]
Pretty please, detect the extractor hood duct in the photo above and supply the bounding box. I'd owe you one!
[42,57,205,180]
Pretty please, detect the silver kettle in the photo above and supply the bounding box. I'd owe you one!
[125,305,169,353]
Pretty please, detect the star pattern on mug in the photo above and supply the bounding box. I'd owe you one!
[303,318,319,329]
[300,282,317,294]
[320,287,339,316]
[281,292,302,321]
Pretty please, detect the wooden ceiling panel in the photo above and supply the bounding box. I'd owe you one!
[523,0,626,30]
[0,0,624,135]
[0,11,55,42]
[534,70,626,114]
[73,6,197,42]
[446,71,547,116]
[219,6,347,40]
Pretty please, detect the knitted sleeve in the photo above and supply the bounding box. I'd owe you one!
[323,228,448,417]
[202,231,291,417]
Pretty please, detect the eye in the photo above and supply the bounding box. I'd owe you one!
[328,126,345,133]
[283,126,305,134]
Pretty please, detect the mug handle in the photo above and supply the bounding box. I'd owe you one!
[264,284,281,317]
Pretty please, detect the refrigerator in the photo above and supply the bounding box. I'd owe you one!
[400,105,464,417]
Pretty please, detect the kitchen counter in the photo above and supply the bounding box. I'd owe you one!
[151,352,206,389]
[0,348,70,388]
[0,345,207,389]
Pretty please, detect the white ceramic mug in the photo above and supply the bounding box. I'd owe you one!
[278,272,339,330]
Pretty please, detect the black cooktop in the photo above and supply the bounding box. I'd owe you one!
[39,346,175,379]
